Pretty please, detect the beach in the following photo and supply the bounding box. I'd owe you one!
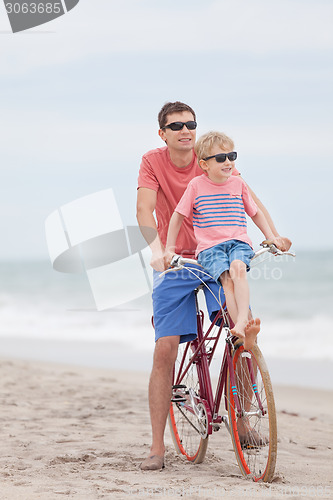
[0,357,332,500]
[1,253,333,498]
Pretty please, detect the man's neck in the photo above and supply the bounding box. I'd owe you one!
[168,149,194,169]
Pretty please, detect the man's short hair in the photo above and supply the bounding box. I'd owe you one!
[195,131,235,162]
[158,101,196,129]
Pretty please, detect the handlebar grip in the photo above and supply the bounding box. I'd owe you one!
[261,239,273,246]
[261,240,280,254]
[170,254,181,267]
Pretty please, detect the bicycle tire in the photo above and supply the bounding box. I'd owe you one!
[168,342,209,463]
[226,343,277,482]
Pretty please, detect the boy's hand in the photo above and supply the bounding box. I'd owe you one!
[263,237,292,252]
[274,236,292,252]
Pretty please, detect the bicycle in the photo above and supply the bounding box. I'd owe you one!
[162,242,295,482]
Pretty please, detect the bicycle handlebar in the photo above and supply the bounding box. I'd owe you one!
[254,240,296,259]
[170,254,199,267]
[160,241,295,277]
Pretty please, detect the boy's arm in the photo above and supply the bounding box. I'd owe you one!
[243,181,292,251]
[251,208,281,247]
[136,187,165,272]
[165,211,185,268]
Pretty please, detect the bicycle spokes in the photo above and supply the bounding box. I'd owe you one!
[168,342,210,463]
[227,344,277,482]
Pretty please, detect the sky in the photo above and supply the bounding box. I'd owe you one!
[1,0,333,260]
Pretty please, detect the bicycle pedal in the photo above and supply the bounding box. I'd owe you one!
[171,394,187,403]
[233,339,244,350]
[242,443,257,449]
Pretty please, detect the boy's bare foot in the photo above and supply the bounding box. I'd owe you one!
[230,320,247,345]
[244,318,261,351]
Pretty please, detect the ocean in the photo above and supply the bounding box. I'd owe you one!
[0,249,332,388]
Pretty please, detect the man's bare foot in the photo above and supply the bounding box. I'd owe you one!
[238,428,268,447]
[244,318,261,350]
[237,414,268,447]
[230,320,247,344]
[140,454,165,470]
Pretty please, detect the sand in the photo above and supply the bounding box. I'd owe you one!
[0,358,332,500]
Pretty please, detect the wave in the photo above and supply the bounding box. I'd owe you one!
[257,314,333,361]
[1,291,332,363]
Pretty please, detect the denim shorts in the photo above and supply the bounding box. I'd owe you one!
[152,263,226,344]
[197,239,255,283]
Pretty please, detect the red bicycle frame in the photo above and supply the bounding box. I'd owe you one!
[173,288,265,434]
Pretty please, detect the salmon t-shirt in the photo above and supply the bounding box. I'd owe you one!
[175,174,257,256]
[137,146,240,257]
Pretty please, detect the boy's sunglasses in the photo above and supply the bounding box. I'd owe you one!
[203,151,237,163]
[162,120,197,131]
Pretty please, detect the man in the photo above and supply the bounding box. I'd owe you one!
[136,101,291,470]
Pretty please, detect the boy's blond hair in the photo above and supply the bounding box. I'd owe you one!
[195,131,235,163]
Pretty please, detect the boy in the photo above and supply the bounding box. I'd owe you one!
[166,131,279,350]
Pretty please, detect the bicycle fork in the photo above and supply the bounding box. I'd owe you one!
[226,342,265,417]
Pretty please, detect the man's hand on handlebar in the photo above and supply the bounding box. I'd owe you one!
[163,249,176,270]
[150,247,178,272]
[150,248,167,272]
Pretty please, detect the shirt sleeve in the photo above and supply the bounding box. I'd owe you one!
[241,180,258,217]
[137,155,159,191]
[175,181,195,218]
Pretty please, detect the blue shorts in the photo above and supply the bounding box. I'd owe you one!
[152,264,225,344]
[198,240,255,283]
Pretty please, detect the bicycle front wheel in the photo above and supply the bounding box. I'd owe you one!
[168,342,209,464]
[227,343,277,482]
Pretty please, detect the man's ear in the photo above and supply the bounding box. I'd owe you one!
[158,129,167,143]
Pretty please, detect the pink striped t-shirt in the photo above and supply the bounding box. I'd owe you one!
[138,146,240,257]
[175,174,258,256]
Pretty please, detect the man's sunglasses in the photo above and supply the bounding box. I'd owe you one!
[162,121,197,131]
[203,151,237,163]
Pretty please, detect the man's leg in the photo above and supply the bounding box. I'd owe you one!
[140,335,180,470]
[142,265,201,470]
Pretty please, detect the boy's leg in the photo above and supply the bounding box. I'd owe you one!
[229,259,259,350]
[220,270,238,326]
[229,260,250,344]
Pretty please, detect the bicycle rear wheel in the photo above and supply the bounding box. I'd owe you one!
[227,343,277,482]
[168,341,209,464]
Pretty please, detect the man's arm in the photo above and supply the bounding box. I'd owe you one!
[244,182,292,252]
[136,187,166,272]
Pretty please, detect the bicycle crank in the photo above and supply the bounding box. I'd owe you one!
[188,389,212,438]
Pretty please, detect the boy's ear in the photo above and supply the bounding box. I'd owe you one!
[199,159,208,171]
